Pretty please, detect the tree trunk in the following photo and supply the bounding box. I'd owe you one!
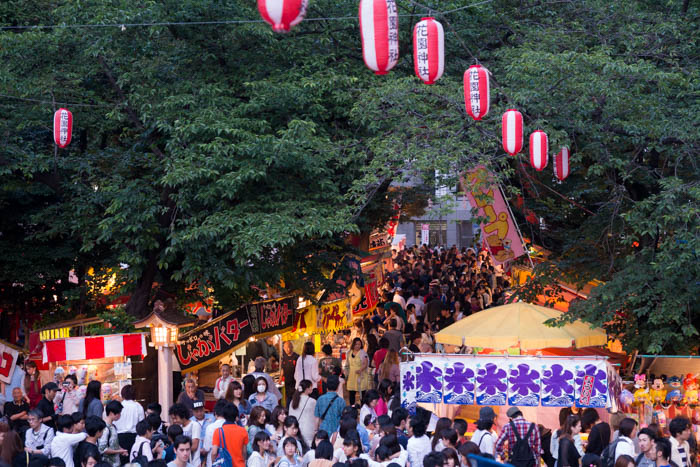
[125,251,159,318]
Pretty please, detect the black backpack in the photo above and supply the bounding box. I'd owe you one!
[131,440,150,467]
[509,421,536,467]
[601,438,628,467]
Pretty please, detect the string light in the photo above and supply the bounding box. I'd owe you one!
[0,0,496,31]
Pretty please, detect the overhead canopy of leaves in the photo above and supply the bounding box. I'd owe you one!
[0,0,697,353]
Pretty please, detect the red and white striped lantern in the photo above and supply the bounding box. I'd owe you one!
[359,0,399,75]
[529,130,548,171]
[413,17,444,85]
[53,108,72,148]
[502,109,523,156]
[257,0,308,33]
[554,146,570,181]
[464,65,490,121]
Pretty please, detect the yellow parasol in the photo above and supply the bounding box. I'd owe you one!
[435,302,607,350]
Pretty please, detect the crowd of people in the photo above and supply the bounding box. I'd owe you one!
[0,245,696,467]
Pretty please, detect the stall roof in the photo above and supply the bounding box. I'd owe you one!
[636,355,700,378]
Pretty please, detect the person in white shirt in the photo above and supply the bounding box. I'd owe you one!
[169,435,196,467]
[294,343,321,392]
[170,402,202,467]
[470,407,496,456]
[55,374,81,415]
[406,290,425,318]
[406,418,431,467]
[130,419,157,463]
[392,289,406,311]
[202,400,227,467]
[113,384,145,455]
[213,364,234,400]
[669,416,692,467]
[50,414,87,467]
[24,410,54,457]
[614,418,638,461]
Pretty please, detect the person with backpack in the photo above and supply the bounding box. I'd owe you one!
[471,407,497,456]
[600,418,637,467]
[494,407,540,467]
[313,375,346,436]
[211,402,249,467]
[130,419,157,464]
[635,427,658,467]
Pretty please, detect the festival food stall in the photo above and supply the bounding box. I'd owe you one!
[174,295,296,407]
[407,302,620,429]
[41,333,148,400]
[400,353,621,432]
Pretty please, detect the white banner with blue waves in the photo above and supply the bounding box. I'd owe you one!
[400,355,615,409]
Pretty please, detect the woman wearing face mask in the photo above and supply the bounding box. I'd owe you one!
[248,377,278,412]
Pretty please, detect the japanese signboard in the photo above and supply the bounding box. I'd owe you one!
[175,296,296,372]
[316,299,352,334]
[352,280,379,316]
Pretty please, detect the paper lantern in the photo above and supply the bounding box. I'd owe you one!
[359,0,399,75]
[502,109,523,156]
[53,108,72,148]
[413,17,444,85]
[257,0,308,33]
[529,130,548,171]
[464,65,490,121]
[554,146,570,181]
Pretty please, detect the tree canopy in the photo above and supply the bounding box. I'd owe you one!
[0,0,697,353]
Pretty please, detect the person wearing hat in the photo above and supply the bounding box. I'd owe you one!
[36,382,59,430]
[190,399,214,463]
[494,407,540,467]
[471,407,497,456]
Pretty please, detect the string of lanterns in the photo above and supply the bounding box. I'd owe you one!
[50,0,571,181]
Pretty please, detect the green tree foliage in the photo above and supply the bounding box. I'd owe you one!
[0,0,697,354]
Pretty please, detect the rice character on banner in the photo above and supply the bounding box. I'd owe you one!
[414,358,443,403]
[443,361,475,404]
[540,361,576,407]
[508,361,541,406]
[400,361,417,415]
[475,360,507,405]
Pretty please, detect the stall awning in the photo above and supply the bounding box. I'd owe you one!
[42,333,147,363]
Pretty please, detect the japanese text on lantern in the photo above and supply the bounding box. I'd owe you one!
[416,23,429,77]
[469,68,481,116]
[60,112,69,144]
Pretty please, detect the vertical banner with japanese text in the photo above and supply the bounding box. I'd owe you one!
[463,166,526,265]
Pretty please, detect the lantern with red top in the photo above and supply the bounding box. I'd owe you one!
[53,108,72,148]
[502,109,523,156]
[554,146,570,181]
[359,0,400,75]
[464,64,490,121]
[257,0,308,33]
[413,17,444,85]
[529,130,548,171]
